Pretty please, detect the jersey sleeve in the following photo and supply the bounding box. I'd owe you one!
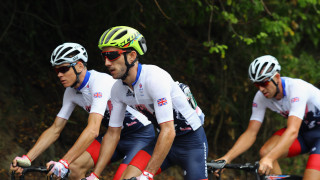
[89,75,113,116]
[249,91,267,123]
[287,82,308,120]
[108,81,126,127]
[147,70,174,124]
[57,88,76,120]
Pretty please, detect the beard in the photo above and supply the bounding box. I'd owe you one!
[110,66,127,79]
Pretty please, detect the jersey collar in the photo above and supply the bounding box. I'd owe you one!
[132,63,142,87]
[77,71,91,91]
[281,77,286,97]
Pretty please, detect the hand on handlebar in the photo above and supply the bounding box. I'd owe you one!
[212,158,228,177]
[46,159,69,179]
[258,157,273,175]
[10,155,31,175]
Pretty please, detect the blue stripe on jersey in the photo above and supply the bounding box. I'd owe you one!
[132,63,142,87]
[281,77,286,96]
[77,71,91,91]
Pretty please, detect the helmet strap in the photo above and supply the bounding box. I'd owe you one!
[271,79,280,98]
[71,66,81,88]
[120,52,138,80]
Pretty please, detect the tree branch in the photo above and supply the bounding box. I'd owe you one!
[260,0,272,16]
[0,0,16,43]
[154,0,171,20]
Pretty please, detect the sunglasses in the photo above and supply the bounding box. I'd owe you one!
[101,50,129,62]
[54,63,76,74]
[253,80,271,88]
[253,73,278,88]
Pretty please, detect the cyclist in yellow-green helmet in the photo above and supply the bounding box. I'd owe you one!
[84,26,207,180]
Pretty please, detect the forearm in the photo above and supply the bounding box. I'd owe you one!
[62,127,98,164]
[223,132,256,162]
[145,128,175,174]
[27,127,60,161]
[93,128,121,176]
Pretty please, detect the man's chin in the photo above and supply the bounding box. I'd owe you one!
[111,74,124,80]
[263,93,272,98]
[61,83,70,88]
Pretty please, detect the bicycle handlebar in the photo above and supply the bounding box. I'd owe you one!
[11,164,57,180]
[207,160,303,180]
[207,160,259,172]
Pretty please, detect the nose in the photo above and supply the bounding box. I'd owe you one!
[57,72,63,77]
[258,86,265,91]
[104,59,112,67]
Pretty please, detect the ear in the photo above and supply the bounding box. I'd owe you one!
[127,51,138,63]
[76,61,85,72]
[275,73,281,82]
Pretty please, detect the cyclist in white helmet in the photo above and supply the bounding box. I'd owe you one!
[10,42,155,180]
[215,55,320,179]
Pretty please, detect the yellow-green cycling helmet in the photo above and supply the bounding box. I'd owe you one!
[98,26,147,55]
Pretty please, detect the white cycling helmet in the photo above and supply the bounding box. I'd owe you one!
[50,42,88,66]
[248,55,281,82]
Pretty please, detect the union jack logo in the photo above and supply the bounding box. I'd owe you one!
[252,103,258,108]
[94,92,102,98]
[157,98,167,106]
[291,97,299,103]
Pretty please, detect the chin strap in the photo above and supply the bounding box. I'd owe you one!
[70,63,83,88]
[271,79,280,98]
[120,52,138,80]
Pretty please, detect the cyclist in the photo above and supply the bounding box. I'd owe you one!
[83,26,208,180]
[216,55,320,179]
[10,42,155,180]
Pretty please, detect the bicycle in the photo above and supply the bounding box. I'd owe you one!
[207,160,303,180]
[11,165,69,180]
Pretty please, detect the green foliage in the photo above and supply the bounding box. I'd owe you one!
[203,41,228,58]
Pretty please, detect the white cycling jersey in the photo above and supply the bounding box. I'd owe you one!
[250,77,320,128]
[109,64,202,135]
[57,70,150,128]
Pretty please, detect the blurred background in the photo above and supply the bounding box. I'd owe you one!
[1,0,320,179]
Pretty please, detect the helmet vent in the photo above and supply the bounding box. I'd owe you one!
[57,47,72,59]
[99,29,111,45]
[259,62,268,75]
[104,27,122,44]
[114,30,127,40]
[66,50,80,58]
[266,64,275,73]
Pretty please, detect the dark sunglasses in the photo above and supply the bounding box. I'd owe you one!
[253,80,271,88]
[253,73,278,88]
[101,50,129,62]
[54,63,76,74]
